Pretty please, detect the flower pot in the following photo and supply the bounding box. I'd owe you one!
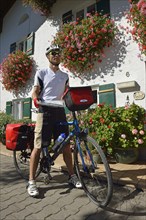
[114,148,139,164]
[138,147,146,161]
[93,154,102,164]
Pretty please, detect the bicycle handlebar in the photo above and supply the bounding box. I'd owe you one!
[37,100,64,108]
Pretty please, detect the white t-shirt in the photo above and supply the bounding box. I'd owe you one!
[34,67,69,103]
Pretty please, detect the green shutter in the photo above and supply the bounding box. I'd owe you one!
[26,32,35,55]
[6,101,12,115]
[96,0,110,15]
[99,83,116,107]
[23,97,32,119]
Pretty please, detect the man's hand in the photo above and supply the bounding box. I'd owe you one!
[33,98,39,108]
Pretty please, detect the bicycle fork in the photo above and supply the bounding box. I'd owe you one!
[76,138,96,173]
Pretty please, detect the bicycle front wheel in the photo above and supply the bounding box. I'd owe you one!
[74,135,113,207]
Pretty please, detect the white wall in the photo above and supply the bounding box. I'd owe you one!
[0,0,46,111]
[0,0,146,116]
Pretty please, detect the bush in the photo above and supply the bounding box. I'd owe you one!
[0,112,33,145]
[77,103,146,154]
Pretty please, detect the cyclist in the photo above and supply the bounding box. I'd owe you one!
[27,44,82,197]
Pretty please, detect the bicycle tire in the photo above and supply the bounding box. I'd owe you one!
[13,148,41,180]
[74,135,113,207]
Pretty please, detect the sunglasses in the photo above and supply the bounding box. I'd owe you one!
[49,51,60,56]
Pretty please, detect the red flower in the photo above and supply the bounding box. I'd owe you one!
[53,12,117,74]
[100,118,105,124]
[0,50,33,93]
[89,118,93,124]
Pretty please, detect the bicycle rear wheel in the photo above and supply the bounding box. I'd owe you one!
[74,135,113,207]
[13,148,42,180]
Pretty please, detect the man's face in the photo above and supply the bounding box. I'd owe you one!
[47,49,61,66]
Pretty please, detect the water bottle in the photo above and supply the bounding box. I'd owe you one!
[52,133,66,152]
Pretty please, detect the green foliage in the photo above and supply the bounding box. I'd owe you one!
[0,112,33,145]
[0,112,14,144]
[76,103,146,153]
[22,0,57,16]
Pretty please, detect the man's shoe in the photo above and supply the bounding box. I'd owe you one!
[27,180,39,197]
[68,174,82,189]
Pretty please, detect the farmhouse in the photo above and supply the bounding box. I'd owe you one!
[0,0,145,121]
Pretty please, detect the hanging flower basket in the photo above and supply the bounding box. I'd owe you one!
[22,0,57,16]
[127,0,146,56]
[0,50,33,93]
[53,13,117,75]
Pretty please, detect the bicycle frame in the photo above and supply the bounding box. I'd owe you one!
[42,111,95,173]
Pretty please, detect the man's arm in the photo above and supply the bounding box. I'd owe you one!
[32,86,40,100]
[32,86,41,108]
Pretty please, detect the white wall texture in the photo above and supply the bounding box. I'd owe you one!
[0,0,146,116]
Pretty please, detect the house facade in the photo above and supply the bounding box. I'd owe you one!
[0,0,146,121]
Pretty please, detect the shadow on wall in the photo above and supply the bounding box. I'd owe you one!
[79,28,127,82]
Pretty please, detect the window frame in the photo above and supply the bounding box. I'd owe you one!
[10,32,35,56]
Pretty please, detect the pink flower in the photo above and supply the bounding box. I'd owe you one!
[137,139,144,144]
[140,2,146,15]
[137,0,145,9]
[139,130,145,135]
[132,129,138,135]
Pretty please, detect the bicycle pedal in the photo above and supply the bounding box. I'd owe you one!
[43,176,50,184]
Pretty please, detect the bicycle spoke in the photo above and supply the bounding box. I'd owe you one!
[74,135,113,207]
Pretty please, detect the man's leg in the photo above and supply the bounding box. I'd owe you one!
[27,147,41,197]
[29,148,41,180]
[63,144,74,175]
[63,144,82,189]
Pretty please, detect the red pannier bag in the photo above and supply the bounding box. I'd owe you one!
[63,86,94,111]
[6,124,35,151]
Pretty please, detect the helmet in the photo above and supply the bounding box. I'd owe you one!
[46,44,61,55]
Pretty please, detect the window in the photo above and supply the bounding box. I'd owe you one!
[87,4,96,15]
[76,9,84,22]
[10,32,35,55]
[62,1,110,25]
[10,42,16,53]
[96,0,110,15]
[62,10,72,24]
[6,97,32,119]
[87,1,110,16]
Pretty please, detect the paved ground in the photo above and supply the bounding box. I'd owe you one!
[0,145,146,220]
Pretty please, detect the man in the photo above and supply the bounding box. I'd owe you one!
[27,45,82,197]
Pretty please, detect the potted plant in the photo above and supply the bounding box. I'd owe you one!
[126,0,146,56]
[0,50,33,94]
[113,104,146,163]
[79,103,146,163]
[22,0,57,16]
[53,12,117,75]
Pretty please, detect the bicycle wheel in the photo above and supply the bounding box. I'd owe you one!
[74,135,113,207]
[13,148,42,180]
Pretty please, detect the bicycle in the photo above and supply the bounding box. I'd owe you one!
[12,87,113,207]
